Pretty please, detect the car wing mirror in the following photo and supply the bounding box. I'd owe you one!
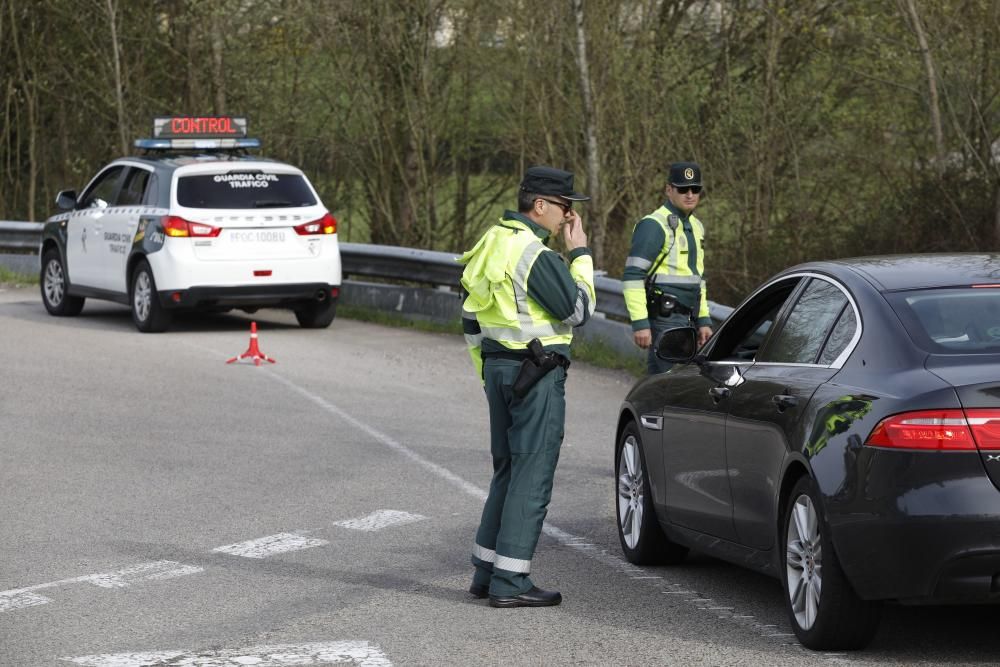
[655,326,698,364]
[56,190,77,211]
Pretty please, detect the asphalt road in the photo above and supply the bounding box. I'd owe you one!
[2,285,1000,666]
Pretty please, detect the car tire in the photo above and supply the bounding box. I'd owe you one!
[40,248,85,316]
[782,476,882,650]
[616,420,688,565]
[294,295,337,329]
[130,259,173,333]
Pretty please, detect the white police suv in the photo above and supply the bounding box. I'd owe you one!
[39,116,341,332]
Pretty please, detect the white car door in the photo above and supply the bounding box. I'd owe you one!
[100,166,154,294]
[67,165,126,289]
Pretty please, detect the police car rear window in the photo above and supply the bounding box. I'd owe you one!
[889,288,1000,354]
[176,172,317,209]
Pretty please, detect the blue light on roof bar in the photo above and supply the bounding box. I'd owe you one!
[134,138,261,150]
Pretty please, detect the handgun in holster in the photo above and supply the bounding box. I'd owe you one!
[512,338,570,399]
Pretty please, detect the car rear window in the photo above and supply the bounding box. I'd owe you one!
[176,172,317,209]
[890,288,1000,353]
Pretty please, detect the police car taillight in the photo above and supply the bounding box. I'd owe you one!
[294,213,337,236]
[163,215,221,238]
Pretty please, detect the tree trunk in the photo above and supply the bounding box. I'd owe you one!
[210,5,226,114]
[570,0,604,266]
[105,0,127,156]
[900,0,945,166]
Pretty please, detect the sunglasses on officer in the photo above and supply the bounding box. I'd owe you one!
[537,198,572,214]
[673,185,702,195]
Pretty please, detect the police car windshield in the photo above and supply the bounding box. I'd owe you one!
[177,173,317,209]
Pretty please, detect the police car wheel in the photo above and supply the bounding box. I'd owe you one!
[40,249,85,316]
[615,421,688,565]
[781,476,881,649]
[130,259,173,333]
[294,296,336,329]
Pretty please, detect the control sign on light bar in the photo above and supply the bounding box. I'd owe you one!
[153,116,248,139]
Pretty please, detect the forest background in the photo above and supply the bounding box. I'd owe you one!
[2,0,998,306]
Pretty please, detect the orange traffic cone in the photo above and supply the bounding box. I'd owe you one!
[226,321,276,366]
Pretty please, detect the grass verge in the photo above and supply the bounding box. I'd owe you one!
[338,304,642,377]
[0,267,38,287]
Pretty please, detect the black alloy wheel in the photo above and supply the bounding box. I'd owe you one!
[130,259,173,333]
[615,421,688,565]
[782,475,882,650]
[40,249,85,316]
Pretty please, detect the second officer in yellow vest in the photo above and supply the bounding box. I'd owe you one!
[624,161,713,374]
[459,166,595,607]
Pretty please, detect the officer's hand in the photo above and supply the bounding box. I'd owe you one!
[698,326,713,347]
[634,328,652,349]
[561,211,587,251]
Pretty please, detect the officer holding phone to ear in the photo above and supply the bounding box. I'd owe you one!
[458,166,595,608]
[623,161,713,374]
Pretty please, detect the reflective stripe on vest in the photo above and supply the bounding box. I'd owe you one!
[460,219,573,350]
[646,206,705,280]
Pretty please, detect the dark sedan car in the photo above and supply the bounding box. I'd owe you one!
[614,254,1000,650]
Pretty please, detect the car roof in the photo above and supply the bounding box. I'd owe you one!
[782,254,1000,292]
[114,152,283,173]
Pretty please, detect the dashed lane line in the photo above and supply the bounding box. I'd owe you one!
[212,532,330,559]
[62,640,392,667]
[0,561,204,613]
[333,509,427,532]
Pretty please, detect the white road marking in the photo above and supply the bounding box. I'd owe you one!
[0,560,203,613]
[83,561,205,588]
[212,532,329,559]
[0,590,51,612]
[62,640,392,666]
[334,510,426,532]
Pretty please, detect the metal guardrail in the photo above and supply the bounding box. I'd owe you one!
[0,221,44,250]
[1,221,732,323]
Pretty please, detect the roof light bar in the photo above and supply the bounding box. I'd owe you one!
[134,138,261,150]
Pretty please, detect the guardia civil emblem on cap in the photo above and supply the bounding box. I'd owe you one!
[684,167,694,181]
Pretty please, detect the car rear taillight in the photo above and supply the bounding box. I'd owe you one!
[294,213,337,236]
[162,215,221,238]
[865,410,977,450]
[964,409,1000,450]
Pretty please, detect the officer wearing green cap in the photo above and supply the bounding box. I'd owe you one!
[623,161,713,374]
[458,165,595,607]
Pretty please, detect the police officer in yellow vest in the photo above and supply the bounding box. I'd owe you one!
[458,166,595,607]
[624,162,713,374]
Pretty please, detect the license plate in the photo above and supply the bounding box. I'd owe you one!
[229,230,286,243]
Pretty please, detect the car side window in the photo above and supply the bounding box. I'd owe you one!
[759,278,849,364]
[707,277,802,362]
[118,168,152,206]
[79,166,125,209]
[141,173,160,206]
[817,305,858,365]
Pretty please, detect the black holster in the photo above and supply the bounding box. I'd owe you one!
[512,338,570,399]
[646,285,693,319]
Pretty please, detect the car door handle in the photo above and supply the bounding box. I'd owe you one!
[772,394,799,410]
[709,387,730,402]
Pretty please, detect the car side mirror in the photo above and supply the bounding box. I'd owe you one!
[655,326,698,363]
[56,190,77,211]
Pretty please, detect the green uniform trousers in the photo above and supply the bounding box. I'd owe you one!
[471,356,566,596]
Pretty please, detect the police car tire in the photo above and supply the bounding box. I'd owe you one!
[780,476,882,650]
[40,249,85,316]
[294,297,336,329]
[130,259,173,333]
[615,421,688,566]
